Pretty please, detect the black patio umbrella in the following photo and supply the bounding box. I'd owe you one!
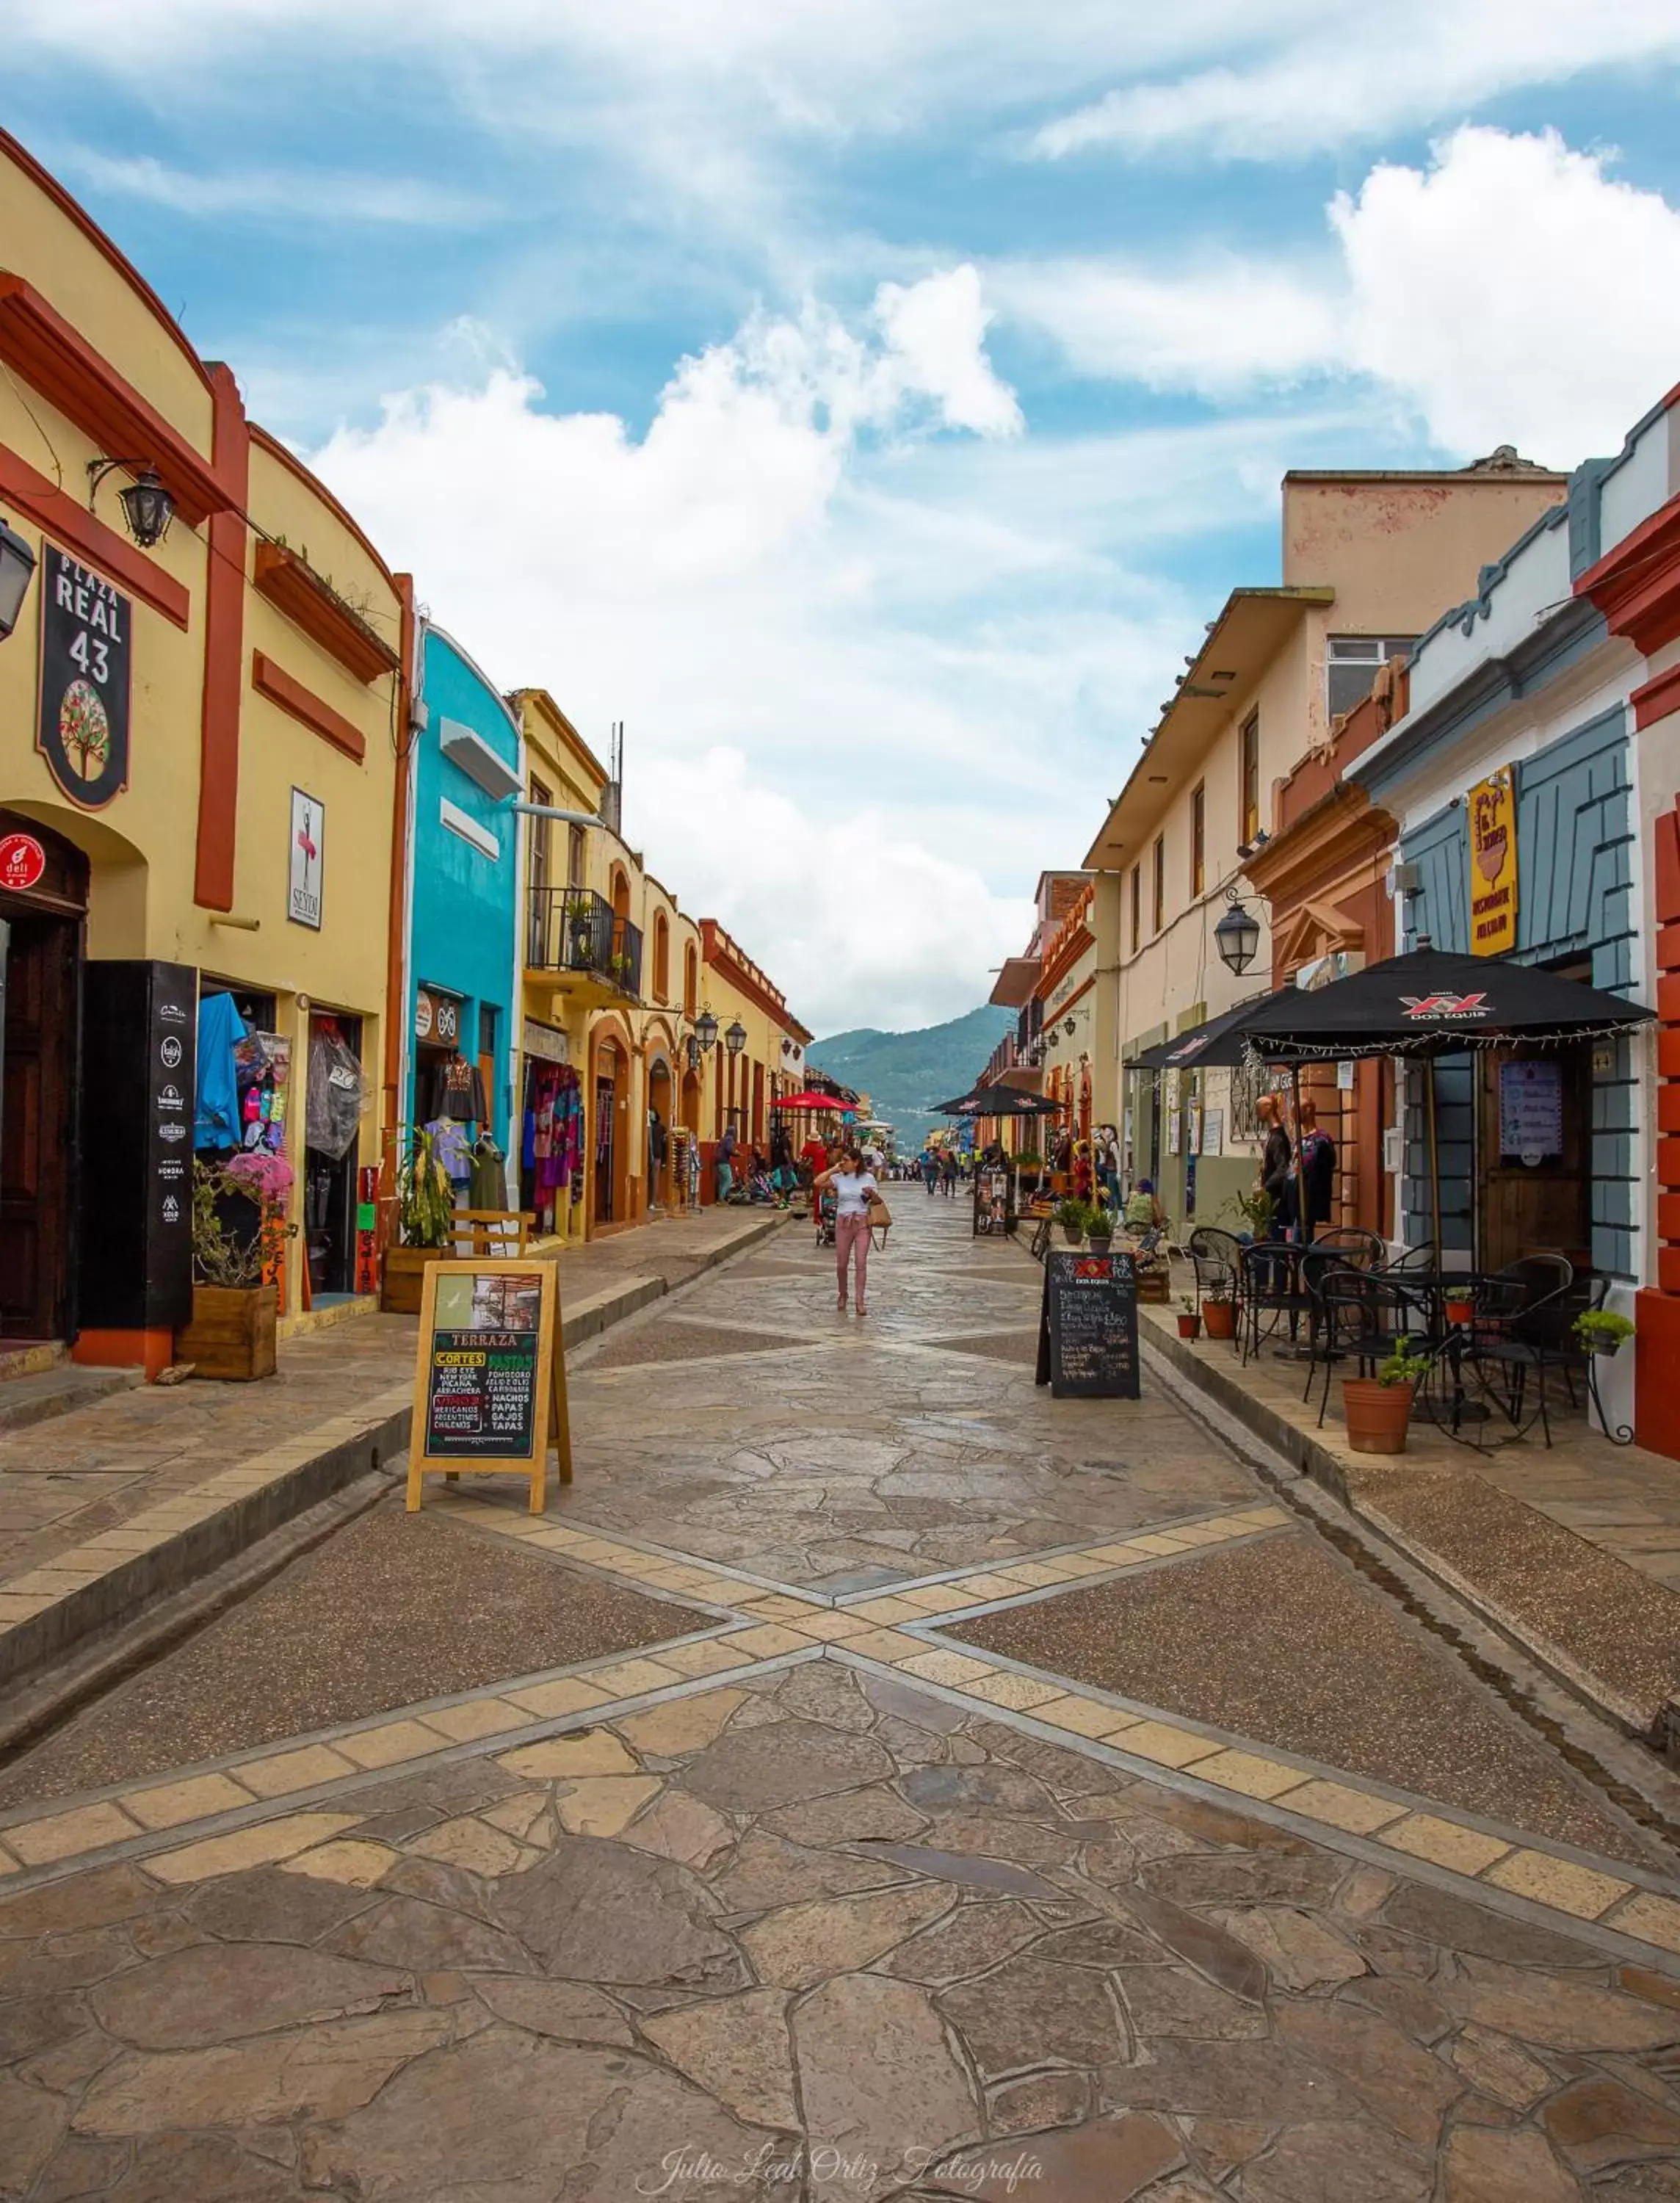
[935,1085,1065,1117]
[1132,988,1287,1074]
[1237,944,1653,1258]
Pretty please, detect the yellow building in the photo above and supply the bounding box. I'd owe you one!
[511,690,704,1238]
[699,920,811,1180]
[0,130,408,1370]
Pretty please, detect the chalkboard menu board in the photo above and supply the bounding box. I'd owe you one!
[1035,1248,1140,1400]
[407,1262,571,1511]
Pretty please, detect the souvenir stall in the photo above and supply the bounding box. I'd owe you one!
[520,1060,584,1236]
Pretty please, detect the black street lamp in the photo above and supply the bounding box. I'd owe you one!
[0,515,37,641]
[694,1009,719,1054]
[1214,892,1261,976]
[87,460,175,549]
[724,1020,747,1057]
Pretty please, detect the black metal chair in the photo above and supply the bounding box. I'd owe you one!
[1238,1240,1308,1364]
[1306,1226,1385,1265]
[1314,1272,1428,1428]
[1187,1226,1242,1306]
[1463,1255,1574,1445]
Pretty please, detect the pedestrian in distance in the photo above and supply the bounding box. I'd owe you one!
[814,1145,884,1316]
[940,1149,958,1197]
[716,1122,738,1204]
[922,1149,939,1195]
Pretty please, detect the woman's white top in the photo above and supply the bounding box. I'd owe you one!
[833,1171,878,1219]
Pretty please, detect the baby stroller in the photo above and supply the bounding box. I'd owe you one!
[815,1187,837,1248]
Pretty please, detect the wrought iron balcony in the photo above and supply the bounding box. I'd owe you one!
[526,887,643,999]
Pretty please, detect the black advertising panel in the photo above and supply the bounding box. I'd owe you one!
[1036,1248,1140,1400]
[422,1270,546,1459]
[78,961,196,1329]
[37,547,132,811]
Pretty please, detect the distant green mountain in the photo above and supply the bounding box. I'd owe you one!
[810,1005,1015,1151]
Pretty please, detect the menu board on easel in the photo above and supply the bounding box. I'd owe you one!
[1035,1248,1140,1400]
[407,1261,573,1512]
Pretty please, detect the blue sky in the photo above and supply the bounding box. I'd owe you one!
[8,3,1680,1033]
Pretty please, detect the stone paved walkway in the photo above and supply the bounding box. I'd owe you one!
[3,1195,1680,2199]
[0,1204,783,1671]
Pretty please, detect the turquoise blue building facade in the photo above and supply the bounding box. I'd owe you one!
[404,623,523,1161]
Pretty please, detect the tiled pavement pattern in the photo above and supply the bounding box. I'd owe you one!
[4,1198,1680,2195]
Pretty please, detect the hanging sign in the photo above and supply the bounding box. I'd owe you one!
[407,1260,572,1512]
[37,548,131,810]
[415,987,461,1045]
[0,833,46,892]
[289,789,324,928]
[1036,1248,1140,1400]
[1469,766,1518,955]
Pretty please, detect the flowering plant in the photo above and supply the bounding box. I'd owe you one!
[192,1154,297,1288]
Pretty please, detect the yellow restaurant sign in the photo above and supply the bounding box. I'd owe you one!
[1468,765,1518,956]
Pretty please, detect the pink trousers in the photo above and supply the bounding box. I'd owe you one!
[836,1212,870,1306]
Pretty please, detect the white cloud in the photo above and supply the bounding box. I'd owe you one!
[1002,129,1680,466]
[306,276,1099,1030]
[59,149,497,226]
[1033,0,1680,164]
[875,267,1023,438]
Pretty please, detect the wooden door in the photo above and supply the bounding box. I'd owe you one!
[1,913,79,1337]
[1477,1043,1590,1273]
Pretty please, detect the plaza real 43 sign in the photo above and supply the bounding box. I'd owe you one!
[38,548,131,809]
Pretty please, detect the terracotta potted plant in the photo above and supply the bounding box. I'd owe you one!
[1202,1282,1239,1341]
[1056,1196,1088,1246]
[1444,1289,1475,1328]
[1176,1293,1201,1340]
[177,1151,295,1379]
[381,1126,456,1314]
[1342,1335,1432,1455]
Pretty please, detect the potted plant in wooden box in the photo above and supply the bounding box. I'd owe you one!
[1342,1335,1432,1455]
[1202,1281,1239,1341]
[177,1151,296,1379]
[1176,1293,1201,1340]
[381,1126,456,1314]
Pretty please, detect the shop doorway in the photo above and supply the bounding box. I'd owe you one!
[304,1011,363,1301]
[593,1063,617,1223]
[1477,1035,1590,1273]
[0,818,87,1341]
[648,1057,673,1210]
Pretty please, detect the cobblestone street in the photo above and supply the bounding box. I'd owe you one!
[3,1196,1680,2201]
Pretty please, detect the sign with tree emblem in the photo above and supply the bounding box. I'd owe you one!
[1469,765,1518,956]
[37,548,131,809]
[289,789,324,927]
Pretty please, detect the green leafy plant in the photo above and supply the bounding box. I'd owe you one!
[1203,1277,1234,1305]
[397,1125,456,1250]
[1377,1335,1433,1388]
[1055,1196,1090,1234]
[1222,1186,1275,1237]
[1179,1292,1198,1312]
[1574,1309,1634,1355]
[1014,1148,1043,1169]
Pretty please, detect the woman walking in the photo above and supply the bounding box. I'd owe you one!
[814,1146,883,1316]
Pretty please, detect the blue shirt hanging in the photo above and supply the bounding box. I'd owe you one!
[194,992,248,1150]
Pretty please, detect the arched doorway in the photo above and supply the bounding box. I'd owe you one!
[647,1055,674,1211]
[0,811,89,1339]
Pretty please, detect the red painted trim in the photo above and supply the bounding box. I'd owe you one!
[1576,491,1680,655]
[72,1326,175,1381]
[698,916,795,1028]
[253,542,399,684]
[1634,662,1680,732]
[0,131,212,390]
[247,425,401,597]
[0,438,190,628]
[251,648,366,763]
[193,366,247,911]
[0,276,228,527]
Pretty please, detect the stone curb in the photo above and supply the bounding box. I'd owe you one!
[0,1363,142,1437]
[0,1212,787,1695]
